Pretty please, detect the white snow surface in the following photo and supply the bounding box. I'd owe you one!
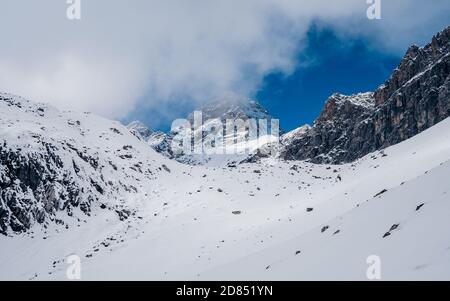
[1,92,450,280]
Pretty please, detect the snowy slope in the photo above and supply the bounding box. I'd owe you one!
[1,94,449,280]
[203,120,450,280]
[0,92,183,235]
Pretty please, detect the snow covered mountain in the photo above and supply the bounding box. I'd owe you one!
[1,92,450,280]
[1,26,450,281]
[0,93,180,235]
[127,93,280,165]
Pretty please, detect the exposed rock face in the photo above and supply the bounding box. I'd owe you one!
[282,93,375,163]
[282,26,450,164]
[0,144,91,234]
[373,27,450,149]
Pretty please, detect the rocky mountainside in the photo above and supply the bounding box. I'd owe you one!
[0,93,178,235]
[282,26,450,164]
[282,93,376,163]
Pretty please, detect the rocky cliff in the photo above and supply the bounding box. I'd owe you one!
[282,26,450,164]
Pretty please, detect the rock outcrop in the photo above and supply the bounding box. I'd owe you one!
[282,26,450,164]
[282,93,375,163]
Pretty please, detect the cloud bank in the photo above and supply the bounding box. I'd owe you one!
[0,0,449,120]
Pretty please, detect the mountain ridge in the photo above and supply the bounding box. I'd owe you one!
[281,25,450,163]
[127,25,450,165]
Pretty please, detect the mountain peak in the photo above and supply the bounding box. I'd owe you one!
[127,120,153,140]
[189,94,272,122]
[316,92,375,126]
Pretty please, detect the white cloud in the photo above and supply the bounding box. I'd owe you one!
[0,0,448,120]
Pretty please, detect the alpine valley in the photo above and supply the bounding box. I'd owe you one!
[1,26,450,281]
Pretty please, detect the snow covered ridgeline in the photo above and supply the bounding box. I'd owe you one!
[0,93,178,235]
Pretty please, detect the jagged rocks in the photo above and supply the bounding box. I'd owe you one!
[0,143,94,234]
[282,26,450,164]
[282,93,376,163]
[373,28,450,149]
